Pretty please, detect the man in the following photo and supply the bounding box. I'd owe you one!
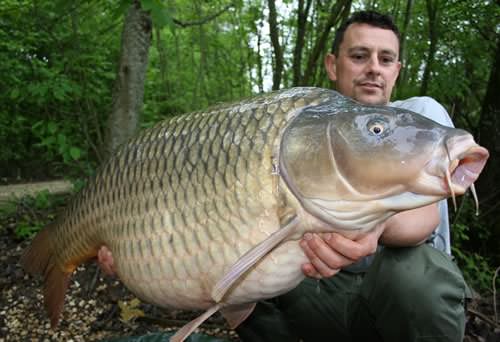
[236,10,467,342]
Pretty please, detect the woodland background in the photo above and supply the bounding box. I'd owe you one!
[0,0,499,297]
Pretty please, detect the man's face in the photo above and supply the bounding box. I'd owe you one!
[325,23,401,105]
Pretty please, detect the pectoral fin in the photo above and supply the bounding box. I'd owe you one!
[169,304,222,342]
[211,216,299,302]
[220,302,257,329]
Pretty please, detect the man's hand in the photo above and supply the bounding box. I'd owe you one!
[300,203,440,279]
[300,224,385,279]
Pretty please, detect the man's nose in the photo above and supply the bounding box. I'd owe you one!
[365,56,382,74]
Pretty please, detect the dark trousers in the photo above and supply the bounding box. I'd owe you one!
[236,244,467,342]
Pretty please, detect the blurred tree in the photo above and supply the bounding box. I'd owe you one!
[420,0,441,95]
[477,32,500,261]
[268,0,284,90]
[104,0,152,156]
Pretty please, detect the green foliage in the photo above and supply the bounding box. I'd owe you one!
[0,0,497,292]
[451,196,495,292]
[142,0,256,125]
[391,0,499,132]
[141,0,175,29]
[31,120,84,164]
[0,190,68,239]
[0,0,120,179]
[452,246,494,293]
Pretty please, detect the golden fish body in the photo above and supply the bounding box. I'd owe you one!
[22,87,489,341]
[29,87,331,313]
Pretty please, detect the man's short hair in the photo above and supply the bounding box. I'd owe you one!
[332,10,401,55]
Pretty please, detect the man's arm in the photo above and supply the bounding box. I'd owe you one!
[380,203,439,246]
[300,203,439,278]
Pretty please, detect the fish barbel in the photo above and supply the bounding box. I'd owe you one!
[21,87,489,341]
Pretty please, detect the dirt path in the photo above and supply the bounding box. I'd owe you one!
[0,180,72,204]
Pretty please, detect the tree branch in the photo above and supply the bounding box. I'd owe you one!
[172,3,234,28]
[268,0,284,90]
[302,0,352,85]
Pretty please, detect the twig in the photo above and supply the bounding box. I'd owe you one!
[92,304,118,329]
[173,3,234,28]
[467,308,500,329]
[493,265,499,323]
[479,199,500,220]
[86,265,101,296]
[451,191,469,226]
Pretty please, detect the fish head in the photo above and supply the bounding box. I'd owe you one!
[279,95,489,231]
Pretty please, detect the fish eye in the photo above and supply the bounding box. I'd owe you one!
[368,121,386,135]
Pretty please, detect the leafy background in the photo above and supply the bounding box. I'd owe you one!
[0,0,499,295]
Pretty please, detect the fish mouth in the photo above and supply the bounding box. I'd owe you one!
[442,136,489,212]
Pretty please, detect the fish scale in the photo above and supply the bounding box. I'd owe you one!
[22,87,487,342]
[45,90,325,307]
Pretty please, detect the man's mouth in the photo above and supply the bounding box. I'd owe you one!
[357,82,383,90]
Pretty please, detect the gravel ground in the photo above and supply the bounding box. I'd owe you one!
[1,218,498,341]
[0,232,239,342]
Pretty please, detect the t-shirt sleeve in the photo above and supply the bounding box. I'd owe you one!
[391,96,454,128]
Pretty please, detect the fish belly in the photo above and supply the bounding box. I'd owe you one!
[108,208,307,309]
[223,240,307,305]
[51,87,332,310]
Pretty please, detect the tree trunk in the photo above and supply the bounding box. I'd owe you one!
[268,0,283,90]
[104,0,152,157]
[390,0,401,21]
[395,0,413,97]
[256,20,265,93]
[292,0,312,86]
[196,1,210,101]
[301,0,352,86]
[420,0,439,96]
[476,33,500,256]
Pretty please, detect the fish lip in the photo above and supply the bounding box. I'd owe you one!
[447,145,489,192]
[438,132,489,195]
[419,135,488,197]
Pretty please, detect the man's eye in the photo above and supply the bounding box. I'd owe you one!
[351,54,366,61]
[381,56,395,65]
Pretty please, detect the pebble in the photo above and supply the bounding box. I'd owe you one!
[0,239,235,341]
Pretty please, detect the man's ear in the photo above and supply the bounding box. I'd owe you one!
[324,53,337,81]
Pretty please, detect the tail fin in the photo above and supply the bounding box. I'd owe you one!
[21,225,71,328]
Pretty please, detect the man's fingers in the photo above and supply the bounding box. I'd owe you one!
[305,233,354,268]
[323,232,378,261]
[301,263,322,279]
[300,234,345,277]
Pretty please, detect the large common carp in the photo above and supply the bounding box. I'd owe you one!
[21,87,488,341]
